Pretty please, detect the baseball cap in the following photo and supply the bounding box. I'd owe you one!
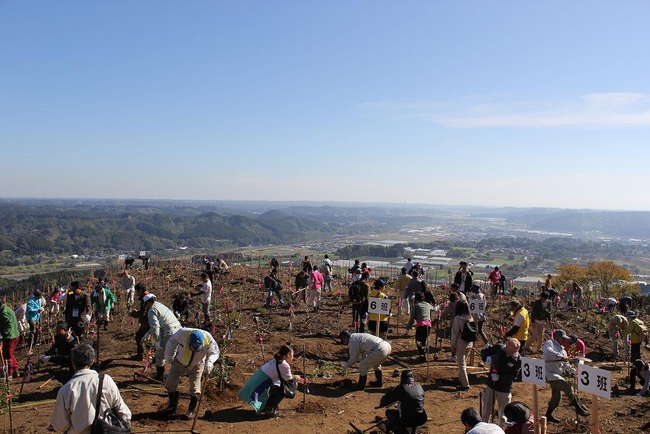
[553,329,570,341]
[189,330,205,352]
[143,294,156,303]
[339,330,351,343]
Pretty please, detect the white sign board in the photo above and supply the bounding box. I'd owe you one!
[578,364,611,399]
[469,299,486,315]
[139,251,147,257]
[368,297,391,315]
[521,357,546,387]
[118,255,126,260]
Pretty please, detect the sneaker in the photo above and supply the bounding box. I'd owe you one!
[447,356,457,362]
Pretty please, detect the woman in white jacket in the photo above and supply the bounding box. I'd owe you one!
[451,301,474,390]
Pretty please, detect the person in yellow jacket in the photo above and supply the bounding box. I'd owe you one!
[623,310,646,362]
[505,300,530,357]
[367,279,390,339]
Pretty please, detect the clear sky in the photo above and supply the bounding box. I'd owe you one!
[1,2,649,211]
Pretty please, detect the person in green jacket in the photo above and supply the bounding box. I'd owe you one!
[90,281,116,331]
[0,295,21,378]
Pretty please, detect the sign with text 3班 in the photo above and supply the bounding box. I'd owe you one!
[368,297,391,315]
[521,357,546,387]
[469,299,486,316]
[578,364,611,399]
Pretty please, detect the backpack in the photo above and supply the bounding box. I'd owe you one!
[461,320,478,342]
[349,281,362,303]
[634,320,648,343]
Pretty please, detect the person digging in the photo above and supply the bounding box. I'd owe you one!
[542,329,589,423]
[159,328,220,420]
[339,330,391,391]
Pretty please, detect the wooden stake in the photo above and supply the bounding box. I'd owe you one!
[533,384,540,434]
[590,394,598,434]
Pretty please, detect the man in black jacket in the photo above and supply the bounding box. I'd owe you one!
[379,370,427,434]
[527,291,551,354]
[64,281,91,339]
[454,261,473,294]
[481,338,522,424]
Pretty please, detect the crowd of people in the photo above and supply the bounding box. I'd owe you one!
[0,255,645,434]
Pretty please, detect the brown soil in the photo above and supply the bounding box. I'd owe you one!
[5,264,649,434]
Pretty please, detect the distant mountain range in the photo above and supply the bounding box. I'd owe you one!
[1,199,649,256]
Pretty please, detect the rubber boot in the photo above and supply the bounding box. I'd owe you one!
[183,396,198,420]
[159,392,179,416]
[353,375,367,391]
[369,370,383,387]
[545,407,560,424]
[153,366,165,381]
[572,398,590,417]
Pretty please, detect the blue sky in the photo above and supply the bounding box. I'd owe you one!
[2,2,649,210]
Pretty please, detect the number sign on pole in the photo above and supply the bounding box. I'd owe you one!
[139,251,147,257]
[118,255,126,261]
[578,364,611,399]
[521,357,546,387]
[469,299,486,316]
[368,297,391,315]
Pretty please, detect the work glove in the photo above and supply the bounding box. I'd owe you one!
[491,373,499,382]
[636,392,644,398]
[40,354,50,363]
[341,362,348,370]
[205,362,214,374]
[485,356,492,365]
[85,314,92,322]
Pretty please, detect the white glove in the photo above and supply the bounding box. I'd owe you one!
[341,362,348,369]
[205,362,214,374]
[85,314,92,322]
[485,356,492,365]
[491,373,499,382]
[636,392,643,398]
[40,354,50,363]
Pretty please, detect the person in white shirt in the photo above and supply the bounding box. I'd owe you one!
[121,269,136,307]
[192,272,212,326]
[543,329,589,423]
[461,407,504,433]
[321,255,333,292]
[51,344,131,434]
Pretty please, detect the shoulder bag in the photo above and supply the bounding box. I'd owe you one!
[90,373,131,434]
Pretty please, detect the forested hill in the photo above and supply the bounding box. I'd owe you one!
[0,203,335,254]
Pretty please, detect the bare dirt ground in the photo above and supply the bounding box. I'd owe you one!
[5,263,650,434]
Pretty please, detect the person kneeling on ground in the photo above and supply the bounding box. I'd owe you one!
[503,402,534,434]
[460,407,504,433]
[39,321,77,381]
[339,330,391,391]
[629,359,650,397]
[238,344,299,416]
[379,370,427,434]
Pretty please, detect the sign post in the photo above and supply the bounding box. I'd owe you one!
[521,357,546,434]
[368,297,391,339]
[577,364,611,434]
[467,300,486,365]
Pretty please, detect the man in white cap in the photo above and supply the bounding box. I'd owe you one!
[161,328,220,419]
[543,329,589,423]
[143,294,182,381]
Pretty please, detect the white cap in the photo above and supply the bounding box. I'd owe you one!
[143,294,156,303]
